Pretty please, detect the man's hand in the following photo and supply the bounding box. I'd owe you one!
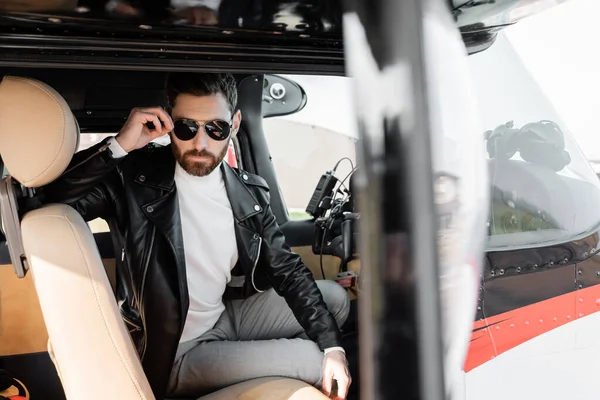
[115,107,173,152]
[322,350,351,399]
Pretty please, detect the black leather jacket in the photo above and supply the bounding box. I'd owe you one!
[43,138,343,399]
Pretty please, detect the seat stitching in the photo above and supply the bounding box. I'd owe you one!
[61,209,148,398]
[25,208,148,398]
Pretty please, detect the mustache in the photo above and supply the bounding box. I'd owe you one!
[184,149,216,159]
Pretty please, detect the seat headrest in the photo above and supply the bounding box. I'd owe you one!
[0,76,78,187]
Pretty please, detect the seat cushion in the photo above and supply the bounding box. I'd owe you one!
[186,377,328,400]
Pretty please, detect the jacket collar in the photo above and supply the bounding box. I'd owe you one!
[132,145,176,191]
[221,162,263,222]
[134,144,262,222]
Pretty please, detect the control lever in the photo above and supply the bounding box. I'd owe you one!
[340,212,359,272]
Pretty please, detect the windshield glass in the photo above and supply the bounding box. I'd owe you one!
[482,118,600,250]
[468,9,600,251]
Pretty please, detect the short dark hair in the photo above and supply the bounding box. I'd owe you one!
[165,72,238,114]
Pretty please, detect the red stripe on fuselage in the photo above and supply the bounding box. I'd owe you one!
[464,284,600,372]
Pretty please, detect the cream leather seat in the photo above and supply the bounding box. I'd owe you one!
[0,76,328,400]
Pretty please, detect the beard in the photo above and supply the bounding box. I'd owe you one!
[172,141,229,177]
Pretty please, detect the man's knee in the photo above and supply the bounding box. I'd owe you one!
[316,280,350,328]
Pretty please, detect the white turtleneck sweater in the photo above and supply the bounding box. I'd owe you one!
[174,161,238,343]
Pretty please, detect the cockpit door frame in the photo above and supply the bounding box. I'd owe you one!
[342,0,446,399]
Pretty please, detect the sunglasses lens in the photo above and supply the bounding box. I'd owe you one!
[205,120,231,141]
[174,119,198,141]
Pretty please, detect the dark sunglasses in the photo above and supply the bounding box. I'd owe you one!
[173,118,233,142]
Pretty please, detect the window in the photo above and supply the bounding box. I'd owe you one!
[262,75,358,220]
[482,118,600,250]
[78,133,114,152]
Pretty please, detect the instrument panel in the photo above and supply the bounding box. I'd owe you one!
[489,201,554,236]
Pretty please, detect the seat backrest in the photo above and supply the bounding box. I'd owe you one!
[0,76,155,400]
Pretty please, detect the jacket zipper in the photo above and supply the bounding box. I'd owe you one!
[63,142,110,175]
[137,225,155,360]
[121,230,140,310]
[119,229,142,333]
[122,313,142,332]
[250,236,264,293]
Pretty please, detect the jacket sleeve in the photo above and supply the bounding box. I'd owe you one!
[260,204,343,351]
[42,137,124,222]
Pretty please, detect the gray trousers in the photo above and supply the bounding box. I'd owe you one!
[167,280,350,398]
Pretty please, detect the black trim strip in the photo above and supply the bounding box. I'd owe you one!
[471,318,509,335]
[482,229,600,318]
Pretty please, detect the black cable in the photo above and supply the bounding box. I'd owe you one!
[333,158,355,194]
[335,166,358,197]
[332,157,354,173]
[339,166,357,188]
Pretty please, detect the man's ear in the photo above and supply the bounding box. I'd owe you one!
[232,110,242,137]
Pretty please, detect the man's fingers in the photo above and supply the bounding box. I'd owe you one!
[133,107,173,131]
[143,113,163,135]
[140,107,173,130]
[335,375,350,399]
[332,363,351,399]
[322,367,333,396]
[154,107,174,131]
[140,114,168,139]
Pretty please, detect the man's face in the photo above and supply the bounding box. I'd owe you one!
[170,92,241,176]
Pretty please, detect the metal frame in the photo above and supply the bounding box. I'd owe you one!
[0,14,345,74]
[343,0,445,398]
[0,174,29,278]
[236,74,290,223]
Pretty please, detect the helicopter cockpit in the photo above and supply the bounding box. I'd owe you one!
[485,119,600,250]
